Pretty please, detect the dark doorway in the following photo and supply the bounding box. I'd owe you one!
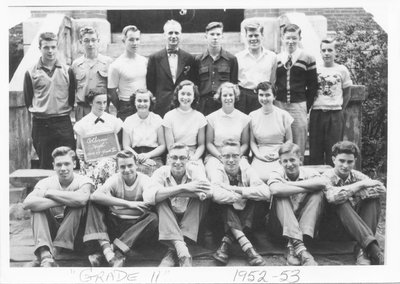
[107,9,244,33]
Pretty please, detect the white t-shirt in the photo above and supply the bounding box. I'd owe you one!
[73,112,123,137]
[314,63,352,110]
[108,54,147,101]
[123,112,163,148]
[207,109,250,149]
[163,108,207,147]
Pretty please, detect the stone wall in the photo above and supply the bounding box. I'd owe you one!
[244,8,374,30]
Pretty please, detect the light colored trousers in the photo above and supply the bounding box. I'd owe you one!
[274,100,308,158]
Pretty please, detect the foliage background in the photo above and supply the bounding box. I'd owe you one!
[334,17,388,182]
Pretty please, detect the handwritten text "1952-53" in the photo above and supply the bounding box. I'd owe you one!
[233,269,300,283]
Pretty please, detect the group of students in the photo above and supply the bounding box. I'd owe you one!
[21,17,386,268]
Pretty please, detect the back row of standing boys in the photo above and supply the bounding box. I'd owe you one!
[22,19,385,268]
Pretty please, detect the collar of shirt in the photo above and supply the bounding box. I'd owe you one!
[282,167,307,182]
[329,170,356,186]
[278,48,302,65]
[166,46,180,54]
[87,112,107,123]
[37,58,62,71]
[243,46,269,60]
[76,54,108,67]
[200,48,229,61]
[165,166,191,186]
[219,108,237,118]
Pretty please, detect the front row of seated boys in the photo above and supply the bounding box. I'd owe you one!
[23,140,386,267]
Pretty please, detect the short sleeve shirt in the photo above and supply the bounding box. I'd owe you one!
[249,106,293,147]
[163,108,207,147]
[97,172,160,219]
[32,174,93,218]
[235,47,277,88]
[71,54,113,103]
[313,64,352,110]
[108,54,147,101]
[207,109,250,149]
[73,112,123,137]
[123,112,163,148]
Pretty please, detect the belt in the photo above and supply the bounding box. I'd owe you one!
[33,115,70,121]
[133,146,156,154]
[312,109,342,113]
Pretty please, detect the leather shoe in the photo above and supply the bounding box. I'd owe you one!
[355,249,371,265]
[178,255,192,267]
[88,252,104,267]
[213,242,230,265]
[285,246,301,266]
[370,251,384,265]
[299,250,318,266]
[159,248,178,267]
[245,247,266,266]
[40,256,58,267]
[109,251,126,267]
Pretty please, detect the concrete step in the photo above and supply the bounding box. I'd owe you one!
[10,186,27,204]
[111,32,242,44]
[107,42,245,58]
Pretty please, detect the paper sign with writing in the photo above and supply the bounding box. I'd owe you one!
[81,131,120,162]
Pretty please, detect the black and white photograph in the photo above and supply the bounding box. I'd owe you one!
[4,1,400,283]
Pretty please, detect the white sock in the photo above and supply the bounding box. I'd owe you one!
[172,240,190,258]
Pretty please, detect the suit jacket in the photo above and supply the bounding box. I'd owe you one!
[146,48,196,117]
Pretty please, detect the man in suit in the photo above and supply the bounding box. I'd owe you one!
[146,20,196,117]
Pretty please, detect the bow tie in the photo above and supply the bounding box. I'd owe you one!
[167,48,178,55]
[94,117,104,124]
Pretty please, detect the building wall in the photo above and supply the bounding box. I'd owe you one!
[31,10,107,19]
[244,8,373,30]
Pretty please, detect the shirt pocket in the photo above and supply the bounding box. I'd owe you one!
[96,70,108,88]
[199,66,209,81]
[75,72,86,90]
[218,65,230,81]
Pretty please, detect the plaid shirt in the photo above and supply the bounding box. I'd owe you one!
[322,169,382,206]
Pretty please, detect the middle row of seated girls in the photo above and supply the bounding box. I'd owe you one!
[73,79,293,186]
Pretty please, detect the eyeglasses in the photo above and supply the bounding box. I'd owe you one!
[221,154,241,159]
[170,155,188,161]
[82,38,98,44]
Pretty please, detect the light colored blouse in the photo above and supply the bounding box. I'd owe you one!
[73,112,123,137]
[123,112,163,148]
[163,108,207,147]
[207,109,250,148]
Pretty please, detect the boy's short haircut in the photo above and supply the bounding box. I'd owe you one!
[169,142,190,154]
[214,82,240,103]
[320,38,338,49]
[39,32,57,48]
[79,26,98,39]
[122,25,140,40]
[130,88,156,111]
[52,146,76,160]
[116,150,137,165]
[331,141,360,159]
[278,142,301,157]
[206,22,224,32]
[221,139,241,149]
[244,22,264,35]
[282,23,301,37]
[86,87,108,104]
[163,19,182,33]
[256,81,276,96]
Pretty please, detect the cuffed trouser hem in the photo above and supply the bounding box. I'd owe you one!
[113,238,130,254]
[362,236,377,249]
[281,226,304,241]
[159,234,184,242]
[299,225,315,239]
[83,232,110,243]
[53,240,74,250]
